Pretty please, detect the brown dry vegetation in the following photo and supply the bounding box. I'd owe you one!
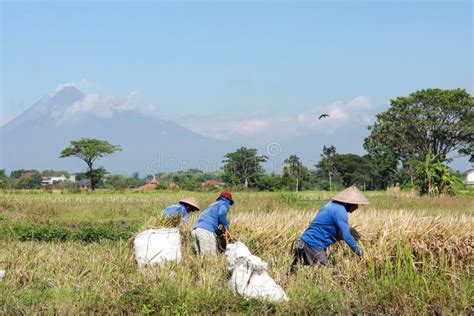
[0,190,473,314]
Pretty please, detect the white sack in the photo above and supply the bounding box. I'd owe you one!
[133,228,181,267]
[225,242,289,302]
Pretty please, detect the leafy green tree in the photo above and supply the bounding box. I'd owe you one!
[155,169,221,191]
[256,173,283,191]
[74,172,88,181]
[222,147,268,189]
[0,169,9,189]
[315,146,338,190]
[323,145,337,190]
[59,138,121,190]
[280,166,292,190]
[86,167,108,189]
[365,89,473,194]
[284,155,307,192]
[364,143,399,189]
[366,89,473,161]
[369,154,399,189]
[458,142,474,163]
[10,169,27,179]
[106,175,126,189]
[332,154,373,189]
[10,170,42,189]
[106,172,147,190]
[21,173,43,189]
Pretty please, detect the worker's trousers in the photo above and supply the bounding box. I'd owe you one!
[191,228,217,256]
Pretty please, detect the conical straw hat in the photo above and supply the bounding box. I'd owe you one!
[331,186,369,205]
[179,197,200,210]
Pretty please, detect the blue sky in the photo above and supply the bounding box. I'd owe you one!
[1,1,472,165]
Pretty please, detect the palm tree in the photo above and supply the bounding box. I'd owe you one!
[284,155,305,192]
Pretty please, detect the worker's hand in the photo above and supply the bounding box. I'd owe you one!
[224,230,233,242]
[357,243,366,257]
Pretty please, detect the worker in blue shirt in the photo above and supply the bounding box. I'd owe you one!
[163,197,200,224]
[291,186,369,270]
[191,192,234,255]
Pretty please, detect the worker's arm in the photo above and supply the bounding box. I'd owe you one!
[334,210,362,256]
[181,209,189,224]
[176,205,189,224]
[217,204,229,230]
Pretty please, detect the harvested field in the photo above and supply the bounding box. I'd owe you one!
[0,191,473,314]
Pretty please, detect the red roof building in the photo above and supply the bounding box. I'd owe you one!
[149,176,158,184]
[21,172,36,179]
[202,180,223,187]
[141,176,158,191]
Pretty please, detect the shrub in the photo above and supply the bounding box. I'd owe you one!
[276,192,311,208]
[73,222,139,242]
[10,222,71,242]
[6,222,139,243]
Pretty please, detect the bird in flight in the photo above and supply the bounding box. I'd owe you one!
[318,114,329,120]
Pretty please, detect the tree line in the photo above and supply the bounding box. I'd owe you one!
[1,88,472,195]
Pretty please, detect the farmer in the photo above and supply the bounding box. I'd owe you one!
[191,192,234,255]
[291,186,368,270]
[163,197,200,224]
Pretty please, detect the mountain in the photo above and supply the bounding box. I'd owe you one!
[2,87,468,175]
[2,86,86,133]
[0,87,236,174]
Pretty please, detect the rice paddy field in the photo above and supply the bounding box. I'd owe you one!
[0,190,473,314]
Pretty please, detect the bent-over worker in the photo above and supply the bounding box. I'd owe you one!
[291,186,368,270]
[163,197,200,224]
[191,192,234,255]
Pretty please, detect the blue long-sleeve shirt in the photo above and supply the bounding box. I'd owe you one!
[300,201,361,256]
[192,198,231,233]
[163,204,189,224]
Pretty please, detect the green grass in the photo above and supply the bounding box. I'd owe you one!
[0,190,472,313]
[4,221,139,242]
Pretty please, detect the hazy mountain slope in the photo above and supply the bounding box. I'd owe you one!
[1,87,235,174]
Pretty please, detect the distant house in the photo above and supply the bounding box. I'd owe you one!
[77,179,91,189]
[21,172,37,179]
[463,168,474,186]
[43,183,65,190]
[202,180,223,188]
[42,175,68,186]
[141,176,158,191]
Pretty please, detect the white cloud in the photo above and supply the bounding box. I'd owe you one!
[230,119,270,137]
[175,113,267,140]
[177,96,374,141]
[55,90,157,124]
[347,96,372,110]
[50,82,76,97]
[49,80,91,97]
[328,103,349,120]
